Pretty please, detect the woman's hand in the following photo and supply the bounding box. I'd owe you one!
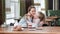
[13,25,22,31]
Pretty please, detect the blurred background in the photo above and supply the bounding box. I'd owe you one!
[0,0,60,26]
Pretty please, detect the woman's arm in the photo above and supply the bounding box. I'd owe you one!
[18,17,27,27]
[13,25,22,31]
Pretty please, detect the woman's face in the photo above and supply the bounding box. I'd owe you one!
[30,8,36,16]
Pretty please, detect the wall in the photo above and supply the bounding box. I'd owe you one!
[0,0,5,25]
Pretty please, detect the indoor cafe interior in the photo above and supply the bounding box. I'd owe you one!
[0,0,60,34]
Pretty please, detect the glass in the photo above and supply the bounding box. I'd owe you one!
[28,23,38,30]
[28,23,32,29]
[7,26,13,32]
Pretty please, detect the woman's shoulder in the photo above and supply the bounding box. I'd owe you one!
[21,14,28,19]
[21,14,32,20]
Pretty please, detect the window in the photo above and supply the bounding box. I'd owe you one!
[5,0,20,24]
[34,0,46,17]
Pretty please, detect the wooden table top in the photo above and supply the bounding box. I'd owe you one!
[45,18,53,22]
[48,16,58,19]
[47,16,60,20]
[45,16,59,22]
[0,26,60,34]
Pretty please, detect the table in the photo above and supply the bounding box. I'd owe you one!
[0,26,60,34]
[47,16,59,26]
[45,18,54,26]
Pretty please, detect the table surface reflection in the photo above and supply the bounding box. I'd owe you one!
[0,26,60,34]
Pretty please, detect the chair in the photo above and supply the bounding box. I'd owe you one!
[46,10,60,26]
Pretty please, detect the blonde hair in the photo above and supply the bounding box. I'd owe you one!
[38,12,45,21]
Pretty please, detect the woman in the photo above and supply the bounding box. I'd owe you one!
[13,6,36,31]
